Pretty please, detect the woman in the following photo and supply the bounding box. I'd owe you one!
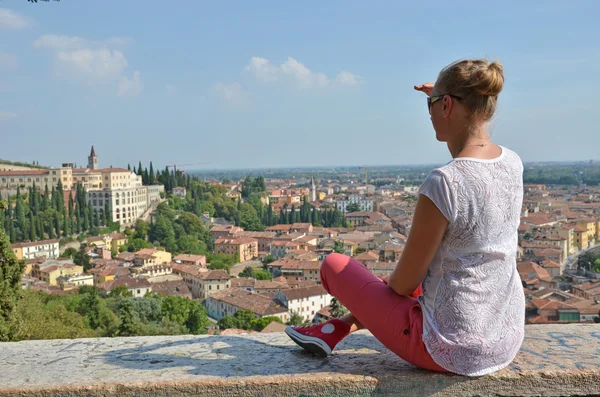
[285,58,525,376]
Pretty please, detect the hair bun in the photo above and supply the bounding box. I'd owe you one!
[473,60,504,97]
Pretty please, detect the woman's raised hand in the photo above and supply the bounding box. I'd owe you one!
[414,82,434,97]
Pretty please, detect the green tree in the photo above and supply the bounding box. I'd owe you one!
[73,247,91,272]
[28,212,37,241]
[249,316,282,332]
[329,297,348,318]
[186,303,209,334]
[286,311,304,326]
[261,254,276,266]
[0,200,25,341]
[232,309,256,330]
[109,286,133,298]
[334,240,345,254]
[60,247,77,259]
[149,162,155,184]
[127,238,153,252]
[217,315,239,330]
[117,300,142,336]
[134,219,150,240]
[345,203,361,213]
[14,188,26,241]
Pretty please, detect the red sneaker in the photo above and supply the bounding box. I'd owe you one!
[285,318,351,357]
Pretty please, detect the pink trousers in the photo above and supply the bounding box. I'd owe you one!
[320,253,448,373]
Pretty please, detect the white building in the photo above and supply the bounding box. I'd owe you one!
[146,184,165,204]
[87,185,148,227]
[172,187,186,198]
[336,194,374,213]
[11,239,60,260]
[274,285,332,323]
[57,274,94,290]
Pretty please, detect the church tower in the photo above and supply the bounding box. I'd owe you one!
[310,176,317,202]
[88,145,98,170]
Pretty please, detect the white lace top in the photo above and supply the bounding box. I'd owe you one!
[417,145,525,376]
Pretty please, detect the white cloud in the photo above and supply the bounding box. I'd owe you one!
[0,8,33,30]
[335,70,362,86]
[0,53,18,70]
[0,110,18,121]
[166,84,176,96]
[117,71,143,97]
[35,34,140,96]
[34,34,133,51]
[56,48,128,81]
[213,82,248,107]
[245,57,279,83]
[244,56,360,89]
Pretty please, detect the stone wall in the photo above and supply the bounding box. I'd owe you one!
[0,324,598,397]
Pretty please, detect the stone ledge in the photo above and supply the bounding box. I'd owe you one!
[0,324,599,397]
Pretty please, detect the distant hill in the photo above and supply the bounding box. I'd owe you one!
[0,159,48,170]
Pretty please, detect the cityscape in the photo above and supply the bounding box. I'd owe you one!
[1,145,599,341]
[1,1,600,394]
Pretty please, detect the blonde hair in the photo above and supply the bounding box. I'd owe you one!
[435,59,504,121]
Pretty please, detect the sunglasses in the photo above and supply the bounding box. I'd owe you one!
[427,94,462,113]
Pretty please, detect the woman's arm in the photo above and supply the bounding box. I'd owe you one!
[387,194,449,296]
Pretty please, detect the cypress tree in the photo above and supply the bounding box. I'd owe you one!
[149,162,155,184]
[29,212,37,241]
[104,201,111,226]
[42,185,49,211]
[37,216,44,240]
[54,212,61,237]
[137,161,143,176]
[14,188,26,241]
[68,192,74,232]
[311,207,318,225]
[62,213,69,237]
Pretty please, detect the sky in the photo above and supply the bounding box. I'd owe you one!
[1,1,599,170]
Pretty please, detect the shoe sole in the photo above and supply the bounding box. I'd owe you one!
[285,326,332,358]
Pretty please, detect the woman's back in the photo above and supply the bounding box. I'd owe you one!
[418,145,526,376]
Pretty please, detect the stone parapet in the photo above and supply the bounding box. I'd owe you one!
[0,324,599,396]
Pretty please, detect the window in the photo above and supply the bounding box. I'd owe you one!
[209,285,212,290]
[137,290,140,294]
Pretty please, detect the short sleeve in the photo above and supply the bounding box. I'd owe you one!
[418,170,454,222]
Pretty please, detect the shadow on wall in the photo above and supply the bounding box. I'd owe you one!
[100,333,473,395]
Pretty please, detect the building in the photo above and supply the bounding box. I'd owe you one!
[11,239,59,260]
[204,287,288,322]
[268,240,302,259]
[236,231,274,253]
[30,259,83,286]
[210,225,243,243]
[56,274,94,290]
[135,248,172,265]
[214,237,258,262]
[290,223,313,234]
[100,276,152,298]
[173,254,207,267]
[109,233,128,252]
[274,286,332,323]
[309,177,317,202]
[267,259,322,283]
[88,145,98,170]
[197,270,231,299]
[0,167,74,191]
[337,194,374,213]
[146,184,165,204]
[344,211,390,227]
[172,187,187,198]
[86,177,148,227]
[151,280,192,299]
